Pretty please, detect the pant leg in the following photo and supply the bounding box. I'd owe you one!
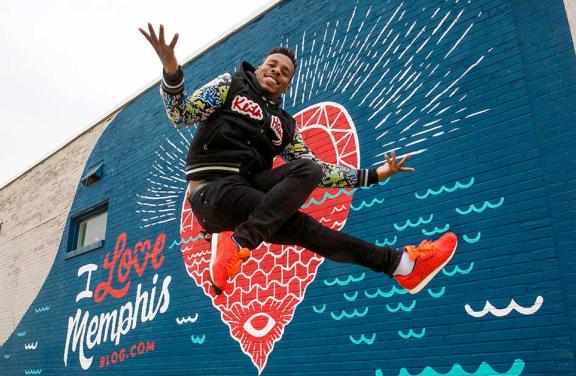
[188,173,402,276]
[188,174,258,234]
[234,159,323,249]
[269,212,402,276]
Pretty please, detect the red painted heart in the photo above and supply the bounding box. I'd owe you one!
[179,102,360,373]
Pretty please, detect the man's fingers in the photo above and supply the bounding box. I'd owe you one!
[398,154,410,167]
[384,151,414,174]
[385,153,391,166]
[148,23,158,43]
[139,28,152,44]
[159,24,165,44]
[169,33,179,48]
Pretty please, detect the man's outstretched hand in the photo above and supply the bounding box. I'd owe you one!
[376,151,415,180]
[139,23,179,75]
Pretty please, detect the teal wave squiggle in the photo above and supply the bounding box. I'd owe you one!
[301,189,353,208]
[343,291,358,302]
[365,286,407,299]
[397,359,525,376]
[422,224,450,236]
[3,353,10,359]
[443,262,474,277]
[34,306,51,313]
[356,177,392,191]
[312,304,326,314]
[386,300,416,313]
[398,328,426,339]
[169,234,206,248]
[16,331,26,337]
[375,236,397,247]
[24,370,43,375]
[300,178,393,209]
[427,287,446,298]
[394,214,434,231]
[456,197,505,215]
[349,333,376,345]
[378,178,391,186]
[415,177,475,199]
[351,198,385,211]
[300,179,392,209]
[324,273,366,286]
[190,334,206,344]
[463,232,481,243]
[330,307,369,320]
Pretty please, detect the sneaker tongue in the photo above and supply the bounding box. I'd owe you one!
[404,245,419,261]
[418,241,436,255]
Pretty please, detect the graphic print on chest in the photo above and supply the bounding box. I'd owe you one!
[231,95,263,120]
[270,115,283,145]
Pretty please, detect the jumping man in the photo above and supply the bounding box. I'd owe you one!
[140,24,458,295]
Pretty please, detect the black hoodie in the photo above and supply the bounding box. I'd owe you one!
[184,62,296,181]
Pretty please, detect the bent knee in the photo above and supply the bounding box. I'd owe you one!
[294,159,322,183]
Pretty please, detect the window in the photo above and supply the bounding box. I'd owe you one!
[80,161,104,186]
[76,211,107,249]
[67,202,108,259]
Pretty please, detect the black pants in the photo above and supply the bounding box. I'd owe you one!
[188,159,402,276]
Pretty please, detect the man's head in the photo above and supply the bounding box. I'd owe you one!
[255,47,297,99]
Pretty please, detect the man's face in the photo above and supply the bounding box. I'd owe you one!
[255,53,295,99]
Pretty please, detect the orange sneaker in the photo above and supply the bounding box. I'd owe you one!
[395,232,458,295]
[209,231,250,295]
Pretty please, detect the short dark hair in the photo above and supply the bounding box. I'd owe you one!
[266,47,297,71]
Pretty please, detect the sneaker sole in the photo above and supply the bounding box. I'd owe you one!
[407,238,458,295]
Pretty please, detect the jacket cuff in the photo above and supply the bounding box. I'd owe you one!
[356,168,379,187]
[162,66,184,94]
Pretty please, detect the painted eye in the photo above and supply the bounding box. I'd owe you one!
[243,313,276,337]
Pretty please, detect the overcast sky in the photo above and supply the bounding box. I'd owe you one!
[0,0,273,187]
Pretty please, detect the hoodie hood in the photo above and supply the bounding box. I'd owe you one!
[239,61,284,107]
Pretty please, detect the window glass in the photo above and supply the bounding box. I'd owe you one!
[76,210,107,249]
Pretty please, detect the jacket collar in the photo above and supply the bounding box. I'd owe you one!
[239,61,284,107]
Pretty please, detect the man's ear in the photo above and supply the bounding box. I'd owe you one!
[283,82,291,94]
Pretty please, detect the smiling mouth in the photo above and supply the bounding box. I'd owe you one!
[265,75,279,85]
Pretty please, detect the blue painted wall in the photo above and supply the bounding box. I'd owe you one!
[2,0,576,375]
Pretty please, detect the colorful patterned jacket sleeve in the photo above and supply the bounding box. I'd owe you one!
[160,67,231,127]
[280,132,378,188]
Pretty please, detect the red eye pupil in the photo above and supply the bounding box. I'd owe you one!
[250,316,268,330]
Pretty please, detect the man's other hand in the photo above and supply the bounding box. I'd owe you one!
[376,150,415,180]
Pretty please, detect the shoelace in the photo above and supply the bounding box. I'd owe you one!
[405,240,436,261]
[225,248,250,276]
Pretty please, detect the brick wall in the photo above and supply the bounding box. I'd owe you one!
[0,114,115,345]
[565,0,576,52]
[1,0,575,375]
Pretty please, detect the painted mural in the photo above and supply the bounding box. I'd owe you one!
[1,0,575,375]
[179,102,359,372]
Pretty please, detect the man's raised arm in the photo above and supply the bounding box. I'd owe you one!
[139,23,230,127]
